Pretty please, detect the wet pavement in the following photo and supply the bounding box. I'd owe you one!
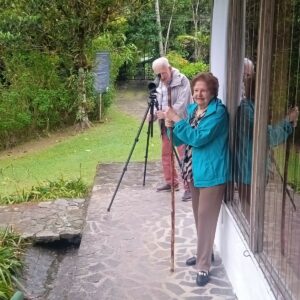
[68,162,236,300]
[19,242,78,299]
[19,243,78,300]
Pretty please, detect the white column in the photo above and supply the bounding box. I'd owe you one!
[210,0,230,104]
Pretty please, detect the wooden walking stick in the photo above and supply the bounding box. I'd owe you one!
[281,133,291,256]
[167,85,176,272]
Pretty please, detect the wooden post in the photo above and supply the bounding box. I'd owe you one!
[99,93,102,122]
[225,0,245,204]
[250,0,275,253]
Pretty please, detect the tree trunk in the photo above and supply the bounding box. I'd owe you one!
[155,0,165,56]
[191,0,200,60]
[164,0,176,55]
[76,67,92,130]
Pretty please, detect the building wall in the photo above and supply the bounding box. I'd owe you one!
[210,0,229,104]
[215,204,275,300]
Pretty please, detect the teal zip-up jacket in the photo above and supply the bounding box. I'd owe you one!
[234,98,293,184]
[171,98,229,188]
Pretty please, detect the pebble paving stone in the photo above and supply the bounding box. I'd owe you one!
[0,198,86,243]
[68,161,237,299]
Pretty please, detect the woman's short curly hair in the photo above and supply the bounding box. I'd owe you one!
[191,72,219,97]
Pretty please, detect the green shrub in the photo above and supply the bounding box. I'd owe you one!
[181,61,209,79]
[0,228,24,300]
[176,32,210,63]
[0,90,31,132]
[166,51,209,80]
[0,177,89,205]
[0,51,76,149]
[166,51,189,70]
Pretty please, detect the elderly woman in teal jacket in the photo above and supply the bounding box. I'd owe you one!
[165,72,229,287]
[235,58,299,222]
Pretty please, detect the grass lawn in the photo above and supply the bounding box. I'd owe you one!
[273,145,300,192]
[0,106,161,198]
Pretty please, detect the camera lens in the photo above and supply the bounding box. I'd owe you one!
[148,82,157,93]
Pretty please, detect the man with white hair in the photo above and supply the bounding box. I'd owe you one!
[235,57,298,221]
[241,57,255,99]
[151,57,193,201]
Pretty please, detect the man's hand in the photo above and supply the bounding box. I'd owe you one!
[288,106,299,127]
[165,107,181,123]
[156,110,165,120]
[165,119,174,128]
[147,113,157,122]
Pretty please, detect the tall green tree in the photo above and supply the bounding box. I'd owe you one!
[0,0,147,128]
[127,0,191,58]
[190,0,211,60]
[155,0,165,56]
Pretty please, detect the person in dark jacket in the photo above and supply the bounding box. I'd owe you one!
[165,72,229,287]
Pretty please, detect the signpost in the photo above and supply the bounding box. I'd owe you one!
[94,52,110,121]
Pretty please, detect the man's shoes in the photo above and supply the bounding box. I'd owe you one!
[185,252,215,266]
[156,183,179,192]
[182,190,192,201]
[186,256,196,266]
[196,271,209,286]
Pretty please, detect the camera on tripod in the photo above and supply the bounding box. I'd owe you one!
[107,73,181,212]
[147,76,160,109]
[147,81,159,112]
[148,74,161,96]
[148,81,157,94]
[107,77,159,211]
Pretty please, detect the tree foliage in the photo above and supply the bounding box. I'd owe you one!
[0,0,147,148]
[125,0,212,80]
[0,0,213,148]
[0,0,142,59]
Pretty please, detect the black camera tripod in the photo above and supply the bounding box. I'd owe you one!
[107,85,182,212]
[107,90,159,212]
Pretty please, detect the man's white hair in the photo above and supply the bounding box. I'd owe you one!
[244,58,255,76]
[152,57,170,73]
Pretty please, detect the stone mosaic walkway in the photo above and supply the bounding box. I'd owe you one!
[68,162,236,300]
[0,198,85,243]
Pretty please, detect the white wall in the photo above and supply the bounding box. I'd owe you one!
[210,0,229,104]
[215,204,275,300]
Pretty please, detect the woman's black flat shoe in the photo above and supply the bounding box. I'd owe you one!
[196,271,209,286]
[186,252,215,266]
[186,256,196,266]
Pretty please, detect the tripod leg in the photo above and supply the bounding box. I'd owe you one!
[107,103,151,212]
[143,119,152,186]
